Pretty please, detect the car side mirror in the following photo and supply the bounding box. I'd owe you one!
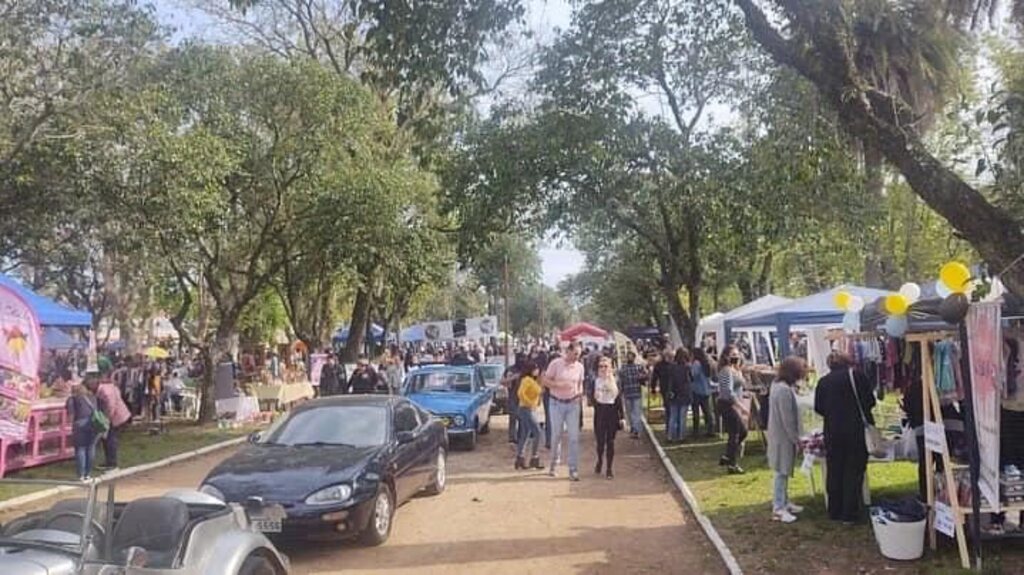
[125,546,148,568]
[247,431,261,444]
[396,431,415,444]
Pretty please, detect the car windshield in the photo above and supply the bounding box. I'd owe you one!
[478,365,504,386]
[261,405,388,447]
[0,480,97,557]
[406,371,474,393]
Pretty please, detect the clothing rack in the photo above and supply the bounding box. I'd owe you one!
[907,330,971,569]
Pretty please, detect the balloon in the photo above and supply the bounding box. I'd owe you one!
[834,291,852,311]
[940,262,971,294]
[935,281,953,299]
[884,294,910,316]
[843,311,860,334]
[847,296,866,313]
[939,293,970,325]
[899,282,921,303]
[885,315,908,337]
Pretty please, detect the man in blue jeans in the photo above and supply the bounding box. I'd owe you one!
[617,351,647,438]
[542,344,585,481]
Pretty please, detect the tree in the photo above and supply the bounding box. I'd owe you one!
[733,0,1024,295]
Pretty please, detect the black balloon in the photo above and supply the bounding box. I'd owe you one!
[939,293,970,324]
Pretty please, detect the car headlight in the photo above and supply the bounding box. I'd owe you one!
[305,484,353,505]
[454,415,466,426]
[198,484,225,502]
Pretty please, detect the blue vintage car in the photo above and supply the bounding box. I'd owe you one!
[402,365,494,449]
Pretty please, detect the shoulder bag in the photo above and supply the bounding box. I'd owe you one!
[848,369,884,456]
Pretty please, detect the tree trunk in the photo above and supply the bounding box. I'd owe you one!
[197,347,216,424]
[737,279,755,304]
[660,282,695,347]
[756,251,774,296]
[342,287,373,362]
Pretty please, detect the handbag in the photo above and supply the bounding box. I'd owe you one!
[848,369,884,456]
[86,396,111,434]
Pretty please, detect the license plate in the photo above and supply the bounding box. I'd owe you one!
[252,519,282,533]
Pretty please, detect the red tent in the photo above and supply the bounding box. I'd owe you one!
[559,322,609,341]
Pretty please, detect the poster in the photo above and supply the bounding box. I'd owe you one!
[466,316,498,339]
[0,284,41,382]
[924,421,946,454]
[309,353,327,388]
[422,321,454,342]
[934,501,956,537]
[967,302,1002,511]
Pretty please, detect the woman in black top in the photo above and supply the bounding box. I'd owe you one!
[814,352,876,523]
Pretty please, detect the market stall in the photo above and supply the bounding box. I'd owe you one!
[698,294,792,363]
[249,381,315,411]
[559,322,609,347]
[0,275,92,477]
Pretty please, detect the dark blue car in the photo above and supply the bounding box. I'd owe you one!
[402,364,494,450]
[199,395,447,546]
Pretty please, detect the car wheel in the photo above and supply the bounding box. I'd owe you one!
[238,553,281,575]
[424,448,447,495]
[359,486,394,546]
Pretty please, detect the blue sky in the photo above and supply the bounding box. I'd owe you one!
[151,0,583,287]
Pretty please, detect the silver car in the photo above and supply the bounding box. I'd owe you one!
[0,478,290,574]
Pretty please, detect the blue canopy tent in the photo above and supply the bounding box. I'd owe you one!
[726,285,890,357]
[42,327,85,350]
[0,274,92,328]
[332,323,386,345]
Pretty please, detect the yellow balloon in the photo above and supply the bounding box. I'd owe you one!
[940,262,971,294]
[885,294,910,316]
[834,291,852,311]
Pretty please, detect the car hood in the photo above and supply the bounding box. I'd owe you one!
[204,444,384,503]
[0,546,75,575]
[406,392,480,414]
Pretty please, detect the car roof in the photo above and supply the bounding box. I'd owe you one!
[293,395,404,411]
[408,364,477,374]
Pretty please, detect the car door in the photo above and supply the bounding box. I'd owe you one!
[474,371,492,430]
[392,402,421,503]
[409,405,436,489]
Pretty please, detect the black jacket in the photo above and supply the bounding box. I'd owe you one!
[653,361,692,405]
[319,363,342,396]
[814,368,875,447]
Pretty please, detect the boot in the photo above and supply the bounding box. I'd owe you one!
[515,456,526,470]
[529,456,543,469]
[594,459,603,475]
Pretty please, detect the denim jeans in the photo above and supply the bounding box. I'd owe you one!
[773,472,789,512]
[623,396,643,434]
[542,391,552,448]
[75,443,96,478]
[667,402,689,441]
[547,398,581,473]
[516,408,541,459]
[102,425,119,467]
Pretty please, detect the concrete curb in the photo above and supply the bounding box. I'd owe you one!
[642,418,744,575]
[0,436,247,512]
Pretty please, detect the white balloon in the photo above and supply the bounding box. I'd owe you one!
[899,282,921,303]
[885,315,908,337]
[847,296,865,313]
[936,281,953,299]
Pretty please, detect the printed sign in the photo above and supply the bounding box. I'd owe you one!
[924,421,946,454]
[0,285,41,382]
[967,302,1002,511]
[309,353,327,387]
[423,321,454,342]
[934,501,956,537]
[466,316,499,339]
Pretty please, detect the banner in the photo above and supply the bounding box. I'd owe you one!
[309,353,327,388]
[422,321,454,342]
[0,284,42,382]
[466,316,498,339]
[967,302,1001,509]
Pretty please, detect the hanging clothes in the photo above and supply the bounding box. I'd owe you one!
[933,340,964,403]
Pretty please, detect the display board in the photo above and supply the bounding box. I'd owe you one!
[0,284,42,440]
[966,303,1002,510]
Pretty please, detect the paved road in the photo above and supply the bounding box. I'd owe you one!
[4,414,724,574]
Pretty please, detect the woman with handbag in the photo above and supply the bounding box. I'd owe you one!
[66,381,102,481]
[716,345,749,474]
[814,352,877,524]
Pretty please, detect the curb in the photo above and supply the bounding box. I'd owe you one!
[642,418,744,575]
[0,436,247,512]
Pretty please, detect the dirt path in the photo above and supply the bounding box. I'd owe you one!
[3,414,724,574]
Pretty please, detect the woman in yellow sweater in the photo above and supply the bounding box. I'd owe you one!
[515,360,544,470]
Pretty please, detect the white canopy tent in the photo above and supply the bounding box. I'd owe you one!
[697,294,793,364]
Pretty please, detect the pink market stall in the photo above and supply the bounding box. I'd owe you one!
[0,275,92,477]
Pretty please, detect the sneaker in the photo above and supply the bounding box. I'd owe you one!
[787,503,804,514]
[569,471,580,482]
[606,471,614,480]
[772,510,798,524]
[719,456,730,467]
[727,465,745,475]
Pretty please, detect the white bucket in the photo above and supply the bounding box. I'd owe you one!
[871,514,926,561]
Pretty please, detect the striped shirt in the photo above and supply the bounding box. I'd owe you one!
[617,363,646,399]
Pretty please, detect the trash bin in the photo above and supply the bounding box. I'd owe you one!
[870,500,927,561]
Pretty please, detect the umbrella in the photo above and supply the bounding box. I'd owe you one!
[144,346,170,359]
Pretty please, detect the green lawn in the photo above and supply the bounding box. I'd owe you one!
[656,410,1024,574]
[0,421,254,502]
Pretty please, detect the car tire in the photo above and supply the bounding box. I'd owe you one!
[424,448,447,496]
[238,553,281,575]
[359,486,394,546]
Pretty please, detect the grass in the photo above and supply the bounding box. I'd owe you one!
[654,394,1024,574]
[0,421,254,502]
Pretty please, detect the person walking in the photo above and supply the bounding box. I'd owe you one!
[815,352,876,524]
[348,357,381,394]
[514,360,544,470]
[650,351,673,437]
[319,353,343,397]
[593,356,623,479]
[617,351,647,439]
[542,344,585,481]
[666,349,693,442]
[66,381,100,481]
[86,374,131,470]
[690,348,714,437]
[717,345,749,474]
[767,357,807,524]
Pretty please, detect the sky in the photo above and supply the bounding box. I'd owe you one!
[151,0,583,288]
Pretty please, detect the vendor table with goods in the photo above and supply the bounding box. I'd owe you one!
[0,397,74,478]
[214,395,261,423]
[249,381,315,411]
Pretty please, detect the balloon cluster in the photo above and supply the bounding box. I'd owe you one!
[834,291,866,334]
[937,262,972,324]
[881,283,921,337]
